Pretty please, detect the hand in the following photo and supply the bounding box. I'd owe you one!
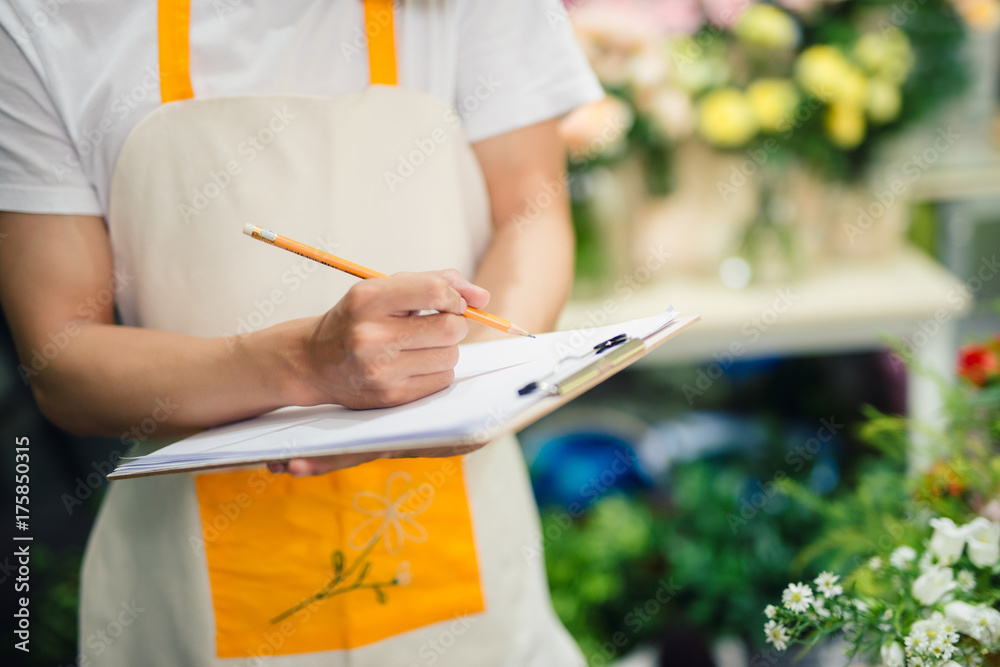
[268,444,486,478]
[272,270,488,475]
[302,269,489,409]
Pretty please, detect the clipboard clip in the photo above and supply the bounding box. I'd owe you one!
[518,332,642,397]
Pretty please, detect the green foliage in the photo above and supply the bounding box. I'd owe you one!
[19,546,81,666]
[543,447,825,658]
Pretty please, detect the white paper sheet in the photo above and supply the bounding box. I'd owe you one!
[109,308,680,477]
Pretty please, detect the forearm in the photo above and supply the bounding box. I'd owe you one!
[24,317,316,438]
[468,211,574,342]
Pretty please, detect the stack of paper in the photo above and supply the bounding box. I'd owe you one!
[109,309,690,479]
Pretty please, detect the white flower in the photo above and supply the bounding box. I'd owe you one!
[969,605,1000,643]
[965,517,1000,568]
[814,571,843,598]
[890,545,917,569]
[918,549,936,572]
[944,600,977,633]
[868,556,883,570]
[912,565,956,605]
[945,600,1000,644]
[906,614,960,662]
[941,663,962,667]
[764,620,790,651]
[812,597,831,618]
[782,582,814,613]
[880,641,905,667]
[764,604,777,619]
[956,569,976,592]
[929,517,969,565]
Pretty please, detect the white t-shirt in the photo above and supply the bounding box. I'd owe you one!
[0,0,602,217]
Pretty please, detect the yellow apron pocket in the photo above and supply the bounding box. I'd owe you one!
[194,457,484,658]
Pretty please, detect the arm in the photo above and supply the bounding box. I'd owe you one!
[465,118,574,342]
[0,212,486,454]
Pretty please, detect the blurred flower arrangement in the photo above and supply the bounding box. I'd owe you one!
[563,0,978,184]
[761,332,1000,665]
[559,0,985,286]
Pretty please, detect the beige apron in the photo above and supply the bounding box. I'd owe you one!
[79,1,583,665]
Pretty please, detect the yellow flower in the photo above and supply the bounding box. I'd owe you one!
[853,31,914,84]
[795,45,867,106]
[697,87,759,148]
[866,78,902,124]
[747,79,801,133]
[734,4,800,50]
[825,101,866,149]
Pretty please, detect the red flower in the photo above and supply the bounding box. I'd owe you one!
[957,341,1000,387]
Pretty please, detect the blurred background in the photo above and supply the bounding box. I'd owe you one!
[2,0,1000,665]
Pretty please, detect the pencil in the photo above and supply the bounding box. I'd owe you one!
[242,225,534,338]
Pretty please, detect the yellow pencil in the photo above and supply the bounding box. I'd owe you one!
[242,225,534,337]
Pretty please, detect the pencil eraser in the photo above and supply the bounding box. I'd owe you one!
[242,223,255,236]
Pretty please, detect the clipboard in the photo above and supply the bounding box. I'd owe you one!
[493,312,699,440]
[107,311,700,479]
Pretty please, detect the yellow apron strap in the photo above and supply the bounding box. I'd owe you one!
[156,0,397,104]
[363,0,398,86]
[158,0,194,103]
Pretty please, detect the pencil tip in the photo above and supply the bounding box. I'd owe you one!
[508,324,534,338]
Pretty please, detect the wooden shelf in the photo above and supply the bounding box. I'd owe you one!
[558,246,972,365]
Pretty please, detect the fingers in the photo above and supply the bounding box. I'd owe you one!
[389,313,468,350]
[436,269,490,311]
[354,273,465,316]
[347,270,488,317]
[269,441,487,477]
[315,270,487,410]
[283,452,386,477]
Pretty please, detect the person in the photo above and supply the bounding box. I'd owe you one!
[0,0,603,665]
